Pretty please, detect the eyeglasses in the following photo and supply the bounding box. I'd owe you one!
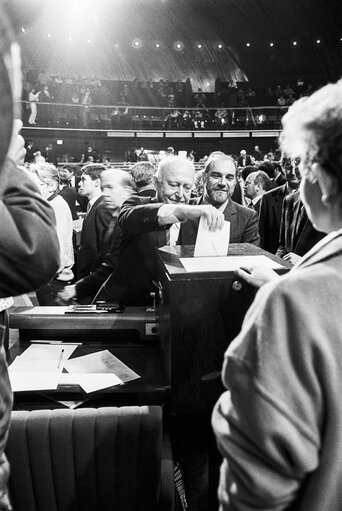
[282,157,300,167]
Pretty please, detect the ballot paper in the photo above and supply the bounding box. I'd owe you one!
[194,216,230,257]
[180,254,283,273]
[63,350,140,393]
[8,344,78,392]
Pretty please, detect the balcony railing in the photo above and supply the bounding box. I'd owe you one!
[19,101,289,131]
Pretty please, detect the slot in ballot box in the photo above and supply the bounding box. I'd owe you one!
[155,243,292,415]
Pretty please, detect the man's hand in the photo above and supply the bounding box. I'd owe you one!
[174,204,224,231]
[235,265,280,289]
[283,252,302,265]
[58,284,77,302]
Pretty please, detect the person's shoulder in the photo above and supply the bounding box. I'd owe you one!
[231,200,257,219]
[123,194,154,207]
[262,184,287,201]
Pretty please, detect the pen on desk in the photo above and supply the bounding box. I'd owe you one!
[30,341,83,346]
[57,349,64,369]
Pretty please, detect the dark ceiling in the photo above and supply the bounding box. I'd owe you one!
[12,0,342,87]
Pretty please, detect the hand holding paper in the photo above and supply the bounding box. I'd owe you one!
[194,216,230,257]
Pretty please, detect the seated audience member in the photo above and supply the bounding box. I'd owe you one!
[0,8,60,508]
[130,161,156,197]
[136,146,149,161]
[237,149,252,167]
[243,170,272,213]
[28,163,74,305]
[59,169,135,304]
[276,189,325,263]
[94,156,224,305]
[252,145,263,161]
[179,153,260,245]
[58,164,78,220]
[76,164,113,279]
[212,80,342,511]
[258,156,302,253]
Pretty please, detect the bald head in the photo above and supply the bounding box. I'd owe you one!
[155,156,195,204]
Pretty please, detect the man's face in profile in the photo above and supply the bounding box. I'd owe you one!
[205,158,237,206]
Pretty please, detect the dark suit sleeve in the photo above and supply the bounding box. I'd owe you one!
[276,200,287,258]
[0,159,60,297]
[258,195,268,249]
[241,210,260,246]
[118,196,166,235]
[75,216,122,301]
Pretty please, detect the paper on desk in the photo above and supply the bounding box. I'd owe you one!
[8,345,78,392]
[18,344,77,363]
[64,350,140,384]
[180,254,283,273]
[59,372,122,393]
[194,216,230,257]
[8,360,60,391]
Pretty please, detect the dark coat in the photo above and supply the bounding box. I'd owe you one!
[179,196,260,247]
[258,184,288,253]
[77,195,113,279]
[276,191,325,258]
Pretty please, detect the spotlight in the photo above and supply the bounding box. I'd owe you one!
[21,27,25,33]
[155,42,160,48]
[269,42,274,47]
[68,37,72,42]
[87,39,92,44]
[246,42,250,47]
[132,39,142,48]
[174,41,184,51]
[292,41,298,46]
[217,43,223,49]
[316,39,321,44]
[47,33,51,38]
[197,43,202,49]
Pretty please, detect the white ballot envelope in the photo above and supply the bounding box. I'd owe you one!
[194,216,230,257]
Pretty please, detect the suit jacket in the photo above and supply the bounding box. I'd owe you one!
[213,231,342,511]
[237,154,252,167]
[0,157,60,507]
[77,195,113,279]
[94,195,168,306]
[59,186,78,220]
[276,191,325,258]
[258,184,288,253]
[76,212,122,301]
[179,197,260,247]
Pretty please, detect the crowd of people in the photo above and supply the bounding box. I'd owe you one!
[21,69,322,130]
[2,4,342,511]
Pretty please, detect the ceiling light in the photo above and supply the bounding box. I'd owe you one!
[217,43,223,49]
[293,41,298,46]
[21,27,25,33]
[246,42,250,47]
[269,42,274,47]
[316,39,321,44]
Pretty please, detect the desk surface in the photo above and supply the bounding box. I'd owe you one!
[9,306,159,342]
[8,341,167,409]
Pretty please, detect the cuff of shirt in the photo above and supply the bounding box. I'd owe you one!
[158,204,182,226]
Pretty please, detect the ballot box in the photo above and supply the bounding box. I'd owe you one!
[155,243,292,415]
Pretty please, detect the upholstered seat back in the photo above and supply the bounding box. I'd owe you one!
[6,406,173,511]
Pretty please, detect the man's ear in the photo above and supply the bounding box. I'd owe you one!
[315,164,339,205]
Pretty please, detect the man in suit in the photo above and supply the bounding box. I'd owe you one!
[237,149,252,168]
[276,190,325,264]
[76,164,113,279]
[243,170,273,214]
[258,156,302,253]
[59,169,135,303]
[94,156,224,305]
[179,153,260,246]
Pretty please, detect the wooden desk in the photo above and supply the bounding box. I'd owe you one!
[155,243,292,414]
[9,306,159,342]
[7,341,168,410]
